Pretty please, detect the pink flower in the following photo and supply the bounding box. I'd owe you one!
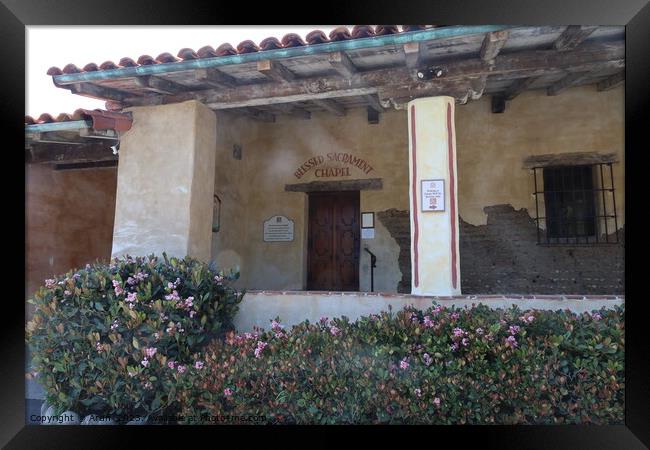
[165,290,180,301]
[453,327,465,337]
[45,279,56,289]
[475,327,484,335]
[167,282,175,290]
[126,277,136,285]
[505,335,518,348]
[450,343,459,352]
[433,397,441,406]
[450,312,460,320]
[399,358,409,370]
[64,290,71,296]
[194,361,204,369]
[592,312,602,321]
[423,316,434,328]
[224,388,233,397]
[319,316,329,325]
[330,326,340,336]
[72,273,81,280]
[508,325,520,335]
[126,292,138,304]
[144,347,157,358]
[112,280,124,296]
[431,305,443,316]
[143,381,153,390]
[110,320,119,331]
[167,361,176,369]
[254,341,268,358]
[423,353,432,366]
[189,311,196,318]
[177,365,187,374]
[414,388,422,397]
[271,320,283,331]
[141,359,149,367]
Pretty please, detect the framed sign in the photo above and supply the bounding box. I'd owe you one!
[263,215,295,242]
[421,179,445,212]
[361,212,374,228]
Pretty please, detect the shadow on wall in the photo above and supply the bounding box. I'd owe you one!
[377,205,624,295]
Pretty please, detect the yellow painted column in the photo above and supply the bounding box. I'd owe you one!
[111,100,217,262]
[407,96,461,295]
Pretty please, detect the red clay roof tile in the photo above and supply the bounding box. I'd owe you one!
[46,26,434,76]
[375,25,399,35]
[236,40,260,53]
[259,36,283,51]
[37,113,55,123]
[328,26,351,41]
[99,61,119,70]
[137,55,157,65]
[25,115,36,125]
[215,43,237,56]
[281,33,306,47]
[26,109,133,132]
[177,48,199,60]
[351,25,375,39]
[305,30,329,45]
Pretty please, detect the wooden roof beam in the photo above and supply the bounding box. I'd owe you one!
[257,60,296,83]
[480,30,510,63]
[364,94,385,113]
[547,72,590,96]
[135,75,189,95]
[553,26,599,51]
[69,83,133,102]
[27,142,117,164]
[240,108,276,123]
[329,51,357,78]
[502,76,539,100]
[312,99,346,116]
[597,71,624,91]
[271,103,311,120]
[195,68,237,89]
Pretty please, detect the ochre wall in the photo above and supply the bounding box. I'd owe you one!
[212,107,408,291]
[212,84,624,293]
[25,164,117,301]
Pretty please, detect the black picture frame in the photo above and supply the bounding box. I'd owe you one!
[7,0,649,448]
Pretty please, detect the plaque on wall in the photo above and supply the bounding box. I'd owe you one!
[421,179,445,212]
[263,215,295,242]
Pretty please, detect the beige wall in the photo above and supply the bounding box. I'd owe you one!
[213,84,624,292]
[212,107,408,291]
[456,84,625,227]
[113,100,216,262]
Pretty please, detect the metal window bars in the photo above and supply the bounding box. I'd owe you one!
[532,163,619,245]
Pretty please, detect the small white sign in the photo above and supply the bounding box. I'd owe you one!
[421,179,445,212]
[361,228,375,239]
[263,215,294,242]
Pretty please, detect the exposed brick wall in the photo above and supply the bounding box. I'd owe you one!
[376,209,411,293]
[377,205,624,295]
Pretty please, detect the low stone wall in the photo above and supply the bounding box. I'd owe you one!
[233,290,624,332]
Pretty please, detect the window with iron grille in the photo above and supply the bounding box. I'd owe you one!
[532,163,619,245]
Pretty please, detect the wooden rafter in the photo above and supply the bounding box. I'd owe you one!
[502,76,539,100]
[364,94,384,113]
[480,30,509,62]
[597,71,624,91]
[271,103,311,119]
[547,72,590,96]
[26,142,117,164]
[328,51,357,78]
[553,26,599,51]
[195,68,237,88]
[69,83,134,102]
[257,60,296,83]
[312,99,346,116]
[135,75,188,95]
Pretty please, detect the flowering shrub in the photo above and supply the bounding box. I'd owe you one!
[26,254,243,421]
[176,303,624,424]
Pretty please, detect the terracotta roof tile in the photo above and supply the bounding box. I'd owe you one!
[281,33,306,47]
[328,26,351,41]
[177,48,199,60]
[305,30,328,45]
[62,64,81,74]
[215,43,237,56]
[375,25,399,35]
[82,62,99,72]
[197,45,218,58]
[99,61,119,70]
[351,25,375,39]
[119,57,138,67]
[137,55,157,65]
[155,52,178,63]
[26,109,133,132]
[46,26,437,76]
[236,40,260,53]
[259,36,283,51]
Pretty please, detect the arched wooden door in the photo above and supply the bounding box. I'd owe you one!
[307,191,360,291]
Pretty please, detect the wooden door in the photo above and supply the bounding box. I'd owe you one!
[307,191,360,291]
